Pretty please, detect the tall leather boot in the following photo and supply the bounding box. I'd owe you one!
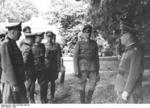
[80,90,85,103]
[86,90,94,103]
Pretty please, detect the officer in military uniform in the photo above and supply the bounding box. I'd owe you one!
[31,32,47,103]
[74,24,100,103]
[20,33,36,103]
[0,32,6,103]
[45,31,62,102]
[17,26,31,47]
[0,22,28,103]
[115,18,144,103]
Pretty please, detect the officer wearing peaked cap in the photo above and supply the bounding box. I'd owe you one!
[5,22,22,31]
[31,32,47,103]
[74,24,100,103]
[0,22,28,103]
[115,18,144,103]
[45,31,62,102]
[20,33,36,103]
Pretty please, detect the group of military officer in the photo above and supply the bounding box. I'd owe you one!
[0,16,144,104]
[0,22,63,104]
[73,17,144,104]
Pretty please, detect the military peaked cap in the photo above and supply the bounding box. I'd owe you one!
[35,32,45,38]
[24,33,36,38]
[46,31,56,37]
[5,22,22,31]
[23,26,31,33]
[82,24,92,32]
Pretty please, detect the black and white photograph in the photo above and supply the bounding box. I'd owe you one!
[0,0,150,106]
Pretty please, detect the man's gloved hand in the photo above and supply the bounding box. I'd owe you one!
[12,86,20,92]
[12,85,20,103]
[122,91,129,101]
[77,72,82,78]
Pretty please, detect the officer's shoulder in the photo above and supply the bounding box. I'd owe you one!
[129,46,141,56]
[1,38,9,47]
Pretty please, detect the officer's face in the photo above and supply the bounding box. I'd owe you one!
[28,37,35,45]
[46,35,54,43]
[83,29,91,41]
[12,28,22,40]
[25,28,31,33]
[35,36,42,43]
[120,35,129,46]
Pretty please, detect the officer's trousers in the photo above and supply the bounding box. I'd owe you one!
[79,71,98,103]
[25,70,48,103]
[36,70,48,103]
[2,83,28,104]
[25,75,36,103]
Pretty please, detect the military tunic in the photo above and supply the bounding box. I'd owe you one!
[115,44,144,103]
[31,42,47,102]
[20,41,35,102]
[0,37,28,103]
[73,40,100,103]
[45,43,62,81]
[74,40,99,77]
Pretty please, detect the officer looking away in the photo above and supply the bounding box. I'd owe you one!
[115,18,144,103]
[20,33,36,103]
[0,22,28,103]
[31,32,47,103]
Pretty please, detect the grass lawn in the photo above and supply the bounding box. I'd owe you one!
[34,71,150,104]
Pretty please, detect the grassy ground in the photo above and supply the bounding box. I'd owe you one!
[33,71,150,104]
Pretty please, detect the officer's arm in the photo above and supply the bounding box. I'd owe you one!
[73,42,80,75]
[124,50,143,94]
[1,42,18,86]
[57,44,62,72]
[95,42,100,73]
[22,47,31,64]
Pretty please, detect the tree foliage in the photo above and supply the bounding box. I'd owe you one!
[87,0,150,54]
[43,0,89,56]
[0,0,38,22]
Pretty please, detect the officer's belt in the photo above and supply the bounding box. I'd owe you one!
[118,69,127,76]
[78,55,96,60]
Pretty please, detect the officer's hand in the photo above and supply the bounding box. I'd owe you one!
[12,86,20,92]
[122,91,128,101]
[117,55,121,60]
[77,72,82,78]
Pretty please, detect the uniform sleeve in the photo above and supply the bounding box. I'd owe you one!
[21,47,31,65]
[124,50,143,93]
[42,44,46,65]
[1,42,18,86]
[57,44,61,72]
[95,42,100,73]
[73,41,80,75]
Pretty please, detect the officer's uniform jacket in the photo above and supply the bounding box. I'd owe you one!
[74,40,99,74]
[45,43,62,80]
[31,43,45,71]
[20,41,34,75]
[115,42,144,95]
[0,37,25,86]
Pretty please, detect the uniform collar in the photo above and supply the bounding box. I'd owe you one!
[125,43,136,51]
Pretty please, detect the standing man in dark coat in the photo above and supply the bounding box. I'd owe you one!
[45,31,62,102]
[0,22,28,103]
[31,32,47,103]
[115,18,144,103]
[73,24,100,103]
[20,33,36,103]
[0,32,6,103]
